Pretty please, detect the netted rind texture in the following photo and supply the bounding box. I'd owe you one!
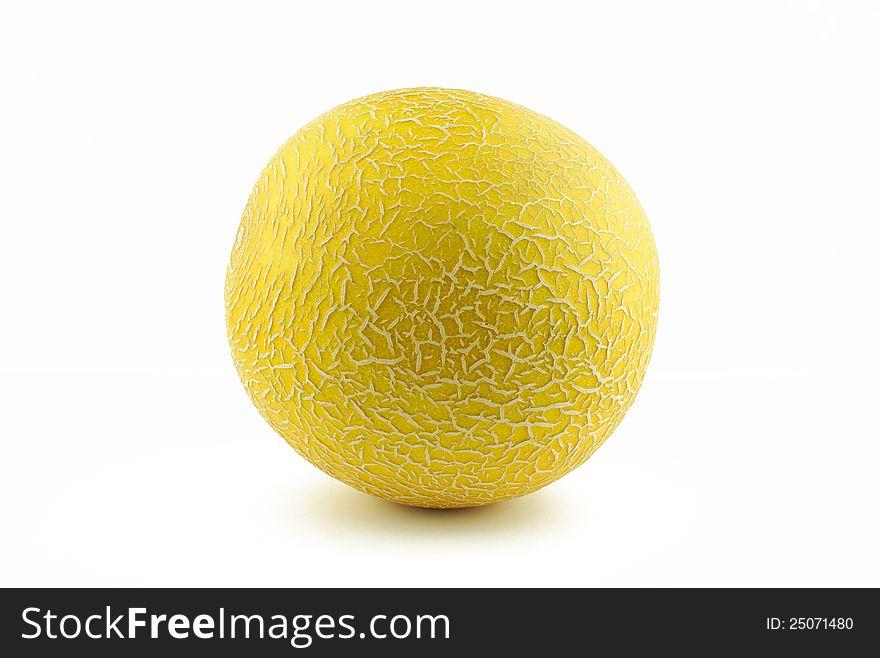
[225,88,659,508]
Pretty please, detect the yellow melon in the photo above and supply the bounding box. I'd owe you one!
[225,88,659,508]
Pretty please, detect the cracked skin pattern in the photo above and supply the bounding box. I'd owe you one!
[225,88,659,508]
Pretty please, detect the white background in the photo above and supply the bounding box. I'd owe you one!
[2,0,878,587]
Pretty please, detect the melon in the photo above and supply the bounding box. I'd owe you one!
[225,88,659,508]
